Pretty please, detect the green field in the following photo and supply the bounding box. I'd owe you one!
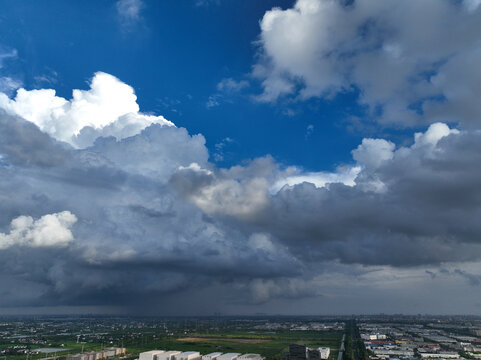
[0,341,105,360]
[0,316,345,360]
[123,330,343,360]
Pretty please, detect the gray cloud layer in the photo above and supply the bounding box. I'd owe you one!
[2,96,481,312]
[174,123,481,268]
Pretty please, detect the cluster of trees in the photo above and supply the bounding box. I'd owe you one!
[342,321,353,360]
[353,323,368,360]
[342,320,369,360]
[459,351,476,360]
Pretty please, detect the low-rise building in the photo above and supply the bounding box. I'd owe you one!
[202,353,222,360]
[420,353,460,359]
[67,354,88,360]
[68,348,126,360]
[319,348,330,360]
[372,349,414,357]
[306,348,330,360]
[237,354,263,360]
[217,353,240,360]
[140,350,165,360]
[158,351,181,360]
[176,352,201,360]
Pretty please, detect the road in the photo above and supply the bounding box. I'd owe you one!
[337,333,346,360]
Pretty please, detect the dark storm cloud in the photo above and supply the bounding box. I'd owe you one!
[0,110,69,167]
[453,269,481,286]
[0,110,302,310]
[174,124,481,268]
[422,268,481,287]
[2,70,481,313]
[265,130,481,266]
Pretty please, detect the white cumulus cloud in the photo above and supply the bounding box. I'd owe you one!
[352,138,395,169]
[0,211,77,250]
[0,72,173,148]
[271,165,361,193]
[254,0,481,127]
[413,122,459,149]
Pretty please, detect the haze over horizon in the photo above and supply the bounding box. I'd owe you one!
[1,0,481,315]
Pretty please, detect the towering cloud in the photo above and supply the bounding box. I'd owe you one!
[0,72,173,148]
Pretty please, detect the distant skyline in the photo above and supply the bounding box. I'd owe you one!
[1,0,481,315]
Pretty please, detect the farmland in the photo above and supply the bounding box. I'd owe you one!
[0,317,344,360]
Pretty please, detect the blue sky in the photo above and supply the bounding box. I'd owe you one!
[2,0,481,315]
[0,0,363,170]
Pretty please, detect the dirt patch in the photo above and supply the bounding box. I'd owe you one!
[177,337,268,344]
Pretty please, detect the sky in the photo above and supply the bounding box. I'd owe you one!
[1,0,481,315]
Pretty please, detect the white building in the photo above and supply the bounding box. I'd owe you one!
[202,353,223,360]
[372,349,414,357]
[217,353,240,360]
[140,351,165,360]
[176,352,201,360]
[420,353,460,359]
[237,354,263,360]
[319,348,330,360]
[361,334,387,341]
[157,351,182,360]
[306,347,330,360]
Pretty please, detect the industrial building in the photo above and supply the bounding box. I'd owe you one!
[361,334,387,341]
[237,354,264,360]
[137,350,262,360]
[216,353,240,360]
[157,351,182,360]
[67,348,126,360]
[176,352,201,360]
[420,353,460,359]
[202,352,223,360]
[139,350,165,360]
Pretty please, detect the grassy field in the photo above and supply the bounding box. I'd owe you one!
[124,330,343,360]
[0,328,343,360]
[0,341,104,360]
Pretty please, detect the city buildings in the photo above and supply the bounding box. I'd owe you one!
[359,318,481,360]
